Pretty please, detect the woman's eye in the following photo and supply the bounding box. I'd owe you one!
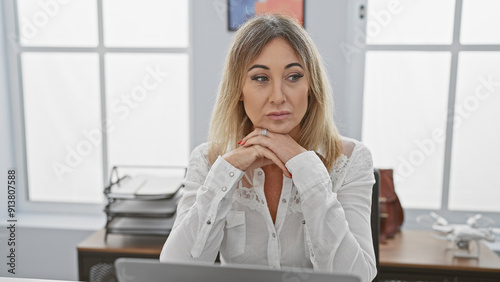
[287,74,304,83]
[252,76,269,83]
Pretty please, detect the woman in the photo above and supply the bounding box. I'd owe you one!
[160,14,377,281]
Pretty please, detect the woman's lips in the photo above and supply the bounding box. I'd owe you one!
[267,112,290,120]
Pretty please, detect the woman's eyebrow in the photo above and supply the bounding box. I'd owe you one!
[285,62,303,69]
[247,64,270,72]
[247,62,303,72]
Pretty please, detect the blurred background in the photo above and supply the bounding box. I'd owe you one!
[0,0,499,280]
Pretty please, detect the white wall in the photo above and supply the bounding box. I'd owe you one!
[1,227,92,280]
[0,0,18,276]
[0,0,15,201]
[0,0,350,280]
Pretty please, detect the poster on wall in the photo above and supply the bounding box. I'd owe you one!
[228,0,305,31]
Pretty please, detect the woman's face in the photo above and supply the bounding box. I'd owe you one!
[241,38,309,139]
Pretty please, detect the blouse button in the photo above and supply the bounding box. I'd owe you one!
[207,220,211,225]
[272,233,276,238]
[302,220,306,224]
[258,171,263,176]
[229,172,234,177]
[221,186,227,192]
[282,199,287,204]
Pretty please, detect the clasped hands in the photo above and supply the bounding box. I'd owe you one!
[222,128,307,178]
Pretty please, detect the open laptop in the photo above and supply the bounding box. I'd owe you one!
[115,258,361,282]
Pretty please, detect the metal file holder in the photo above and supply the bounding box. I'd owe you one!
[103,165,186,242]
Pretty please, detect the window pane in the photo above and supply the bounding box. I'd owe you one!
[449,52,500,211]
[366,0,455,45]
[21,53,103,203]
[460,0,500,44]
[362,51,451,209]
[105,53,189,171]
[103,0,188,47]
[17,0,98,47]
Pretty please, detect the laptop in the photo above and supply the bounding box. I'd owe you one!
[115,258,362,282]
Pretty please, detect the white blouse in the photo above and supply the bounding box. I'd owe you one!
[160,137,377,282]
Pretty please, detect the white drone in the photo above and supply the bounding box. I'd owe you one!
[416,212,500,258]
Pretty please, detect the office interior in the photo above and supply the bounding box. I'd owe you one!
[1,0,499,281]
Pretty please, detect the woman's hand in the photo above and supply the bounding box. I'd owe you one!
[222,142,291,178]
[222,128,306,178]
[240,128,307,164]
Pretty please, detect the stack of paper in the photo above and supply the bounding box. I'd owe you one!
[109,175,183,199]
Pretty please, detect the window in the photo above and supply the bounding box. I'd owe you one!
[448,52,500,211]
[350,0,500,223]
[363,51,451,209]
[5,0,189,207]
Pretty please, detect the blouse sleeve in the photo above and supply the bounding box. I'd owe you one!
[285,143,377,282]
[159,144,244,263]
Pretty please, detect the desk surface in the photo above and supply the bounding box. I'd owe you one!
[77,229,166,256]
[379,229,500,273]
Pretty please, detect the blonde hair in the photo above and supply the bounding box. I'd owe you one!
[208,14,343,171]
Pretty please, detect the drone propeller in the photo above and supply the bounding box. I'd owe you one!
[466,214,494,228]
[431,212,449,226]
[416,212,449,227]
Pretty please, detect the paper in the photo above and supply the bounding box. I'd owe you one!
[111,174,183,196]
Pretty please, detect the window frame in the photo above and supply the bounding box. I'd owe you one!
[3,0,192,215]
[346,0,500,227]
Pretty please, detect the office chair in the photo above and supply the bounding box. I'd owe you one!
[371,168,380,282]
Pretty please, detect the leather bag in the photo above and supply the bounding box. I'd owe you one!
[378,169,404,243]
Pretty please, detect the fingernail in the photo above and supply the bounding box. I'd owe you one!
[237,140,242,144]
[241,141,246,145]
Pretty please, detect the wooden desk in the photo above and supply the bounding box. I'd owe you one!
[77,229,166,281]
[78,229,500,281]
[379,229,500,281]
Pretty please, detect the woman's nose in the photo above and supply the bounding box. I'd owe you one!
[269,82,286,104]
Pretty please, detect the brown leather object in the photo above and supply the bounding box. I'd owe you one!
[378,169,404,244]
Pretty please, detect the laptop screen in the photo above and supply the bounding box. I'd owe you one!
[115,258,362,282]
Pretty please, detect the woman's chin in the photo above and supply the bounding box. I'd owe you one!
[253,123,300,136]
[268,125,300,137]
[273,129,292,134]
[259,125,290,134]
